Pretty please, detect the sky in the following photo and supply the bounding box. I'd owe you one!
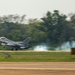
[0,0,75,19]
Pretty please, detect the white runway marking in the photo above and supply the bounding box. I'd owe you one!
[0,67,75,70]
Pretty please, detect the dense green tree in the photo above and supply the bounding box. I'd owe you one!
[0,11,75,50]
[41,10,70,47]
[27,19,47,46]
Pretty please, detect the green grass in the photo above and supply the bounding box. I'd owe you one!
[0,52,75,62]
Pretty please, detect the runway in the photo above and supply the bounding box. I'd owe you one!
[0,62,75,75]
[0,62,75,70]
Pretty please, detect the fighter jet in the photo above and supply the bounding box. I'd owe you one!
[0,37,30,50]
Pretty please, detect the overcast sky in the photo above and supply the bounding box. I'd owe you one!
[0,0,75,19]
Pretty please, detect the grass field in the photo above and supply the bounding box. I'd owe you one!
[0,51,75,62]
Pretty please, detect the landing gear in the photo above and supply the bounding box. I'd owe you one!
[11,47,18,51]
[15,48,18,51]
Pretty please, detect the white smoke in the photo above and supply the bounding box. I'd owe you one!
[56,41,75,50]
[33,41,75,51]
[34,45,48,51]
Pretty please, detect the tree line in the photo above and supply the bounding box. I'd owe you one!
[0,10,75,50]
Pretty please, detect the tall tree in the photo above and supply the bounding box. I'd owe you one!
[41,10,68,47]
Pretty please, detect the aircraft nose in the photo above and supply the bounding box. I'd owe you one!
[0,37,1,40]
[0,37,5,41]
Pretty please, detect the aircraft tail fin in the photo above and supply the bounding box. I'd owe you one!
[23,38,30,45]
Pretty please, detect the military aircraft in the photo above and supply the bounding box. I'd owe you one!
[0,37,30,50]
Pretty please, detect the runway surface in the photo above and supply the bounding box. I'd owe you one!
[0,62,75,75]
